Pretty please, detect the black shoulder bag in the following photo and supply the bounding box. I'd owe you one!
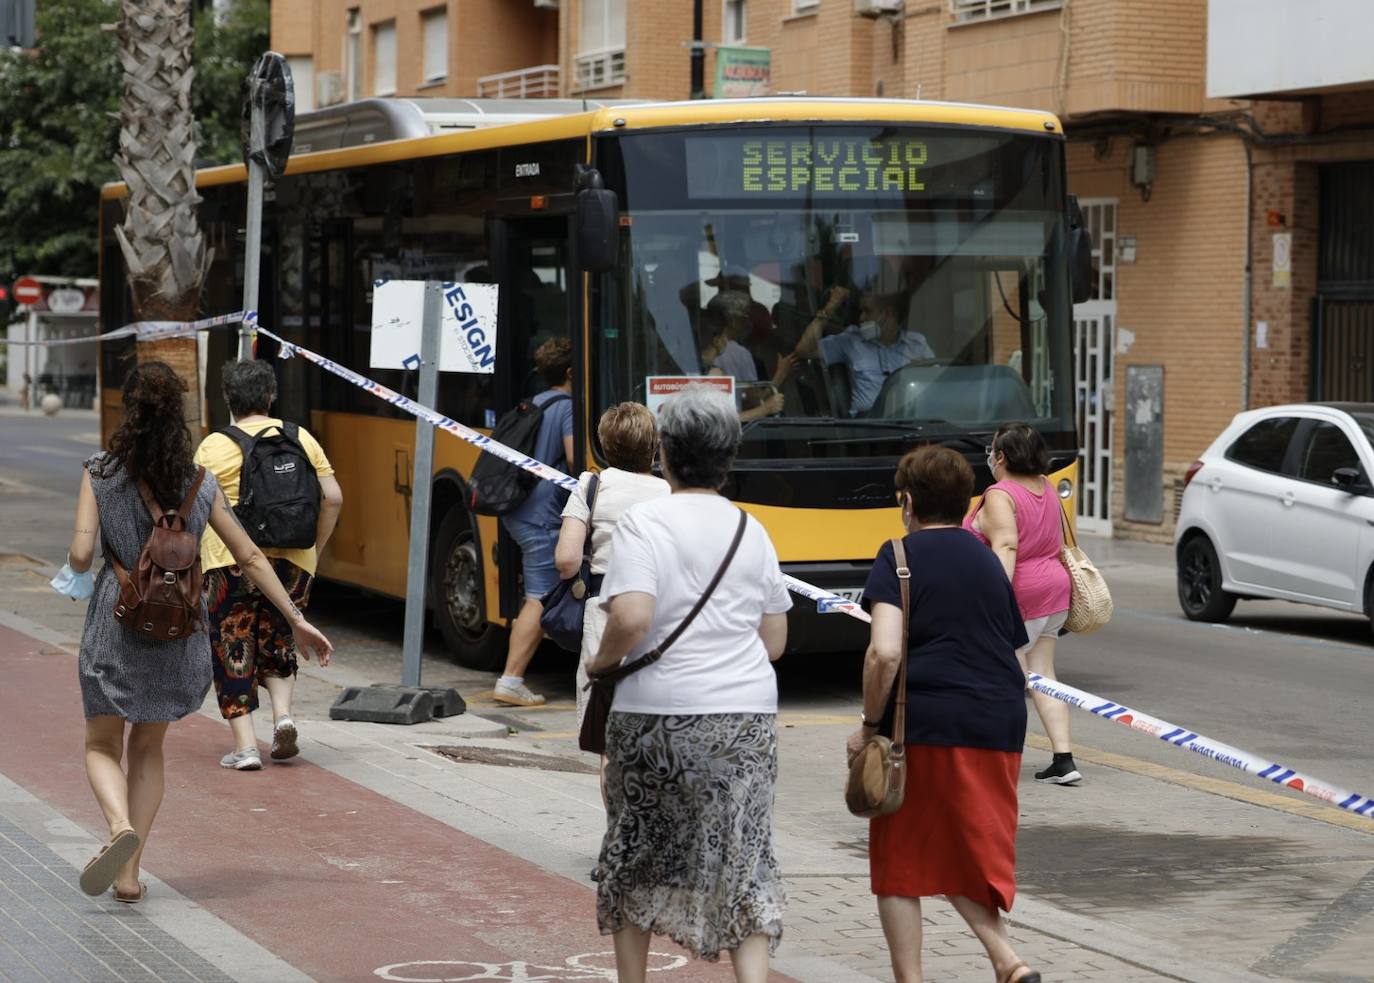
[578,508,749,755]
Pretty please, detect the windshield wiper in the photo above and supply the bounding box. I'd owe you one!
[805,427,995,449]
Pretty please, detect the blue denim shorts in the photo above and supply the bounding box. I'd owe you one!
[503,517,561,600]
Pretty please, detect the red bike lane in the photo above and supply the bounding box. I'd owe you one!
[0,624,796,982]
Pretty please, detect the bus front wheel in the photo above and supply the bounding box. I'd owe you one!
[431,509,506,671]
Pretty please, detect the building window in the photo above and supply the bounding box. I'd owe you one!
[287,56,315,112]
[422,8,448,83]
[345,8,361,101]
[373,20,397,95]
[576,0,626,89]
[950,0,1061,24]
[724,0,746,43]
[792,0,819,13]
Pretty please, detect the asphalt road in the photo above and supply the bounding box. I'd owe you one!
[4,407,1372,801]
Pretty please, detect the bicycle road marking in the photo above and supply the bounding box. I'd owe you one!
[374,952,689,982]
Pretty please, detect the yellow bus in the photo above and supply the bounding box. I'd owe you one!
[99,96,1087,668]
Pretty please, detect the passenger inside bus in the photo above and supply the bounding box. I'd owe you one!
[704,291,799,391]
[792,286,936,417]
[695,305,786,421]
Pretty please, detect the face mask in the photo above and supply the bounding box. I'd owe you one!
[987,452,998,473]
[50,557,94,601]
[858,319,881,342]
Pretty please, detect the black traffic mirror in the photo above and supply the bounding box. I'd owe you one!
[576,167,619,274]
[1067,194,1093,305]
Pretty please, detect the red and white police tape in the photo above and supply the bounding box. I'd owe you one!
[1027,672,1374,822]
[0,310,251,346]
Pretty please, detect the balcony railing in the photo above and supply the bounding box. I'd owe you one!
[574,48,626,91]
[951,0,1061,24]
[476,64,560,99]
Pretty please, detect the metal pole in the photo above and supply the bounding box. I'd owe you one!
[400,282,443,688]
[239,101,266,361]
[690,0,705,99]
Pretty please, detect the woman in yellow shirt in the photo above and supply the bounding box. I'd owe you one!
[196,360,343,771]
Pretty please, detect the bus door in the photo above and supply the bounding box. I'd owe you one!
[491,215,578,619]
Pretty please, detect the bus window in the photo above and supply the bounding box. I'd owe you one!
[499,218,571,403]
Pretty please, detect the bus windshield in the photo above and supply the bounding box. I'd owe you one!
[592,124,1075,460]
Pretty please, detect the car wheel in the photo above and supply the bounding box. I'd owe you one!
[1177,536,1237,622]
[431,509,506,671]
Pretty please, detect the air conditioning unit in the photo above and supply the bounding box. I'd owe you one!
[855,0,903,16]
[317,71,343,107]
[533,0,559,9]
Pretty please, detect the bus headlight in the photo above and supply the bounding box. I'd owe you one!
[1057,479,1073,500]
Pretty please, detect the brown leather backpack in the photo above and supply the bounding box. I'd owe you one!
[111,467,207,641]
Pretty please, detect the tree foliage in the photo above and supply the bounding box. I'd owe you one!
[0,0,120,278]
[0,0,268,280]
[193,0,270,166]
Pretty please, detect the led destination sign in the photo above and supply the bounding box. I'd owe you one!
[678,130,1030,202]
[743,137,927,193]
[687,135,930,198]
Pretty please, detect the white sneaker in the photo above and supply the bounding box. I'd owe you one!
[271,718,299,761]
[220,748,262,771]
[492,680,545,707]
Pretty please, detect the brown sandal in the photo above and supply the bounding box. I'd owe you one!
[79,828,140,897]
[112,882,147,904]
[998,963,1042,983]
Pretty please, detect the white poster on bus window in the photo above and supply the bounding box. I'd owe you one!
[645,375,735,416]
[369,279,500,374]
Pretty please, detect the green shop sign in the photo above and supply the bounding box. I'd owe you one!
[714,46,771,98]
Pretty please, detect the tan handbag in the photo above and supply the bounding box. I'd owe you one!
[1058,506,1113,634]
[844,536,910,819]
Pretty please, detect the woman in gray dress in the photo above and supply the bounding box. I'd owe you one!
[65,362,332,902]
[588,385,791,982]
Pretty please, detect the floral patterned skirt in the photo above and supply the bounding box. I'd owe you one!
[595,712,785,960]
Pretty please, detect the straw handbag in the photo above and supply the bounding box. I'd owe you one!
[1058,507,1113,634]
[844,537,910,819]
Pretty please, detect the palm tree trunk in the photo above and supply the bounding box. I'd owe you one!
[111,0,209,430]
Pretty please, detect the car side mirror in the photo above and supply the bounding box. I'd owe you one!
[575,167,619,274]
[1332,467,1369,494]
[1067,194,1093,305]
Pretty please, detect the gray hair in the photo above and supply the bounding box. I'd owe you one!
[221,359,277,418]
[658,384,741,490]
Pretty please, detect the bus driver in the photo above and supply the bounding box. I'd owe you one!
[793,286,936,417]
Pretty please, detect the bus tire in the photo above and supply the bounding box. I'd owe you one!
[431,508,506,671]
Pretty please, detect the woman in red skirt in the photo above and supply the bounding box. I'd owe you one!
[847,446,1040,983]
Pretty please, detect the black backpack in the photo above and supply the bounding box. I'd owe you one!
[219,422,322,549]
[469,393,571,516]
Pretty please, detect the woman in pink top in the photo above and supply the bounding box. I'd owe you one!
[966,423,1080,786]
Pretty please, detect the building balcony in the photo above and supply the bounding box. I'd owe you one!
[476,64,561,99]
[573,48,626,92]
[1208,0,1374,99]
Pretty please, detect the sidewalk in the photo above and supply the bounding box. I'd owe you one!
[1,547,1371,981]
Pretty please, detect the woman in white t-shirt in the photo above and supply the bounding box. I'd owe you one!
[554,403,670,727]
[588,384,791,981]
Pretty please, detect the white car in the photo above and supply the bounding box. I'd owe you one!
[1175,402,1374,625]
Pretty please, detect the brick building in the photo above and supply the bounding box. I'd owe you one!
[271,0,1374,542]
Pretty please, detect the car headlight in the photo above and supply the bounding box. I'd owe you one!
[1057,479,1073,500]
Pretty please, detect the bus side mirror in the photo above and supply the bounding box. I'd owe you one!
[1067,195,1093,305]
[576,168,619,274]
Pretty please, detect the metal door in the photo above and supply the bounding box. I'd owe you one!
[1074,199,1117,534]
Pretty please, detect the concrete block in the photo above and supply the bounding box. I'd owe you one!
[329,685,435,725]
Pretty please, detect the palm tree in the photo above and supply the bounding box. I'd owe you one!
[111,0,209,427]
